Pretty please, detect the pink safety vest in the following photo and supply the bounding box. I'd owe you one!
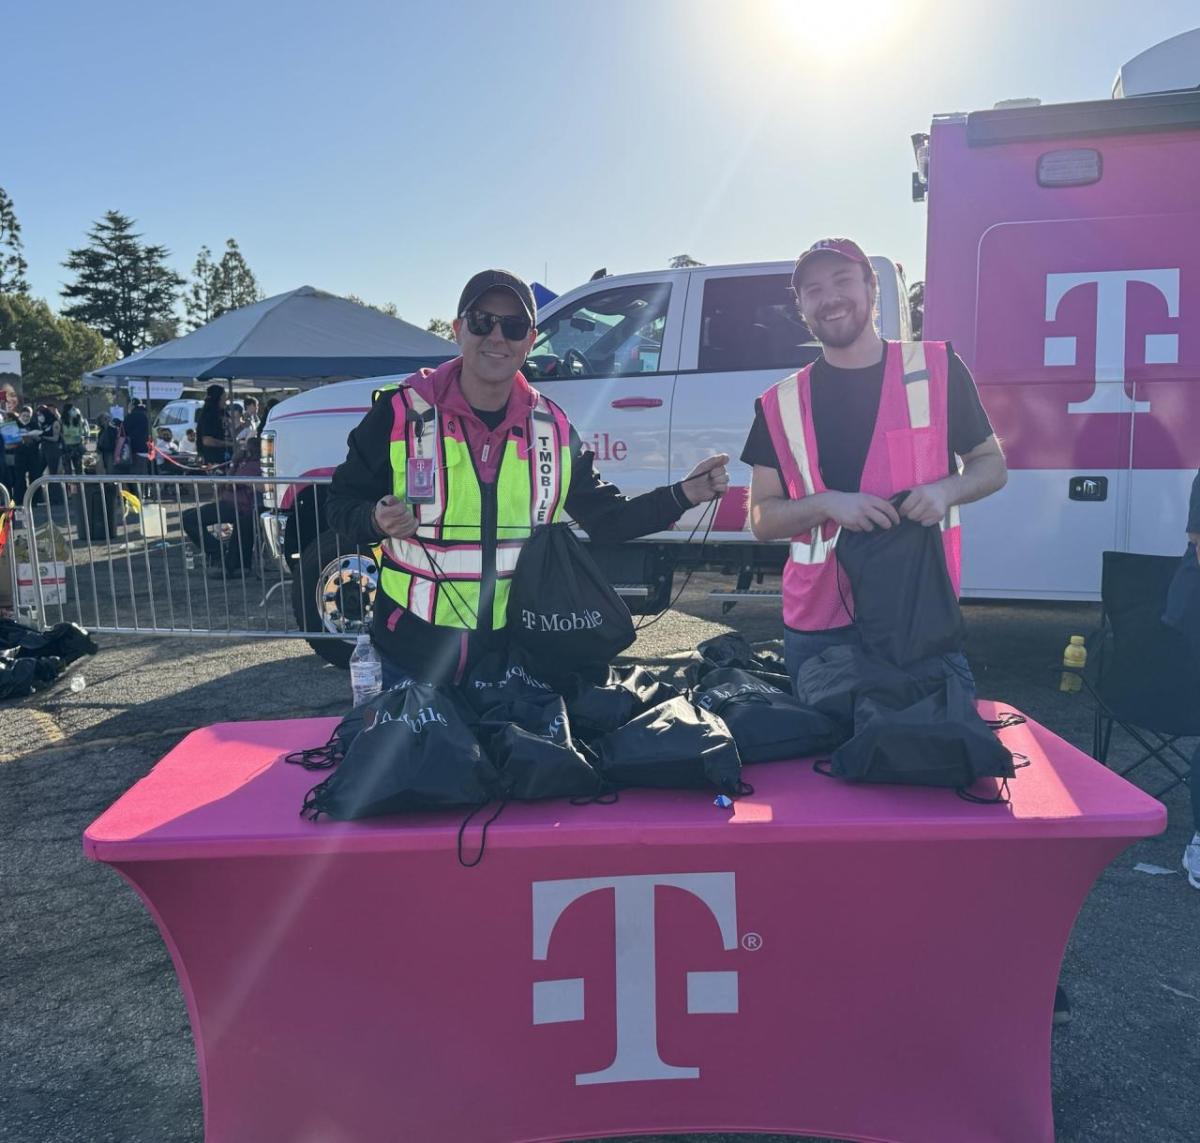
[760,341,963,632]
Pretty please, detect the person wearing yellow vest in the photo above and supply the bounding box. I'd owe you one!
[327,269,730,688]
[741,238,1008,689]
[60,401,88,476]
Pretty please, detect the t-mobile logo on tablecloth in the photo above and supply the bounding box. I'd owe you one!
[532,872,739,1086]
[1043,268,1180,415]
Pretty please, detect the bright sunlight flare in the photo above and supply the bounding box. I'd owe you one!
[768,0,903,58]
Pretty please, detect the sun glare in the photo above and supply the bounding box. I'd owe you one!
[768,0,901,60]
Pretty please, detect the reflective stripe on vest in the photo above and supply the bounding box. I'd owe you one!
[377,387,572,629]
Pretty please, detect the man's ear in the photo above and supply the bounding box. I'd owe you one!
[452,317,464,346]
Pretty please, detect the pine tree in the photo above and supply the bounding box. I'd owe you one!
[0,186,30,295]
[61,211,184,355]
[186,238,262,329]
[185,244,218,329]
[214,238,262,315]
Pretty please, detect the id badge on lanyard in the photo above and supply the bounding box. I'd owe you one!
[406,419,436,505]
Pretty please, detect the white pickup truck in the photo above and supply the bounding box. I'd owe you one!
[261,257,910,663]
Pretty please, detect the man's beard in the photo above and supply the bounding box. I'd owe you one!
[808,301,871,349]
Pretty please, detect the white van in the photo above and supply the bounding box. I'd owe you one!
[153,399,203,443]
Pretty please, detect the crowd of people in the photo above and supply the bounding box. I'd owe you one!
[1,386,275,501]
[1,400,93,501]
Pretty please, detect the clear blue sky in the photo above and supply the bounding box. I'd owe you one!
[6,0,1197,331]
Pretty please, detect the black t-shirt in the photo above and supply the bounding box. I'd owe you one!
[471,405,507,431]
[197,405,227,462]
[740,344,993,493]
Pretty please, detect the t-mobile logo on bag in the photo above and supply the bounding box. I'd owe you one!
[532,873,740,1085]
[519,608,604,632]
[370,706,448,734]
[1043,268,1180,414]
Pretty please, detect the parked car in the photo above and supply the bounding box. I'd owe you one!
[153,399,203,443]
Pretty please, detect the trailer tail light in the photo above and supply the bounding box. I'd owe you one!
[1037,148,1102,187]
[260,429,277,509]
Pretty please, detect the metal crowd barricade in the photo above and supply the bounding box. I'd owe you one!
[18,473,375,648]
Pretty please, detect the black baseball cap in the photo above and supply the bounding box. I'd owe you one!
[457,269,536,323]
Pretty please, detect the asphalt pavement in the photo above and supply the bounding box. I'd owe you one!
[1,578,1196,1142]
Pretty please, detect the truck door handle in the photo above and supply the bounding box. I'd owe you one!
[610,397,663,409]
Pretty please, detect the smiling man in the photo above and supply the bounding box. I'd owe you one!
[328,269,730,686]
[740,238,1007,687]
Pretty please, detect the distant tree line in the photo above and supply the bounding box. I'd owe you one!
[0,186,265,400]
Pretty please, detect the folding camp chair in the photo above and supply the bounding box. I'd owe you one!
[1077,552,1200,798]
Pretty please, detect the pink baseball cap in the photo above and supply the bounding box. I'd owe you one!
[790,238,871,292]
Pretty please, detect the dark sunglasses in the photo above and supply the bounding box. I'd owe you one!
[464,308,532,340]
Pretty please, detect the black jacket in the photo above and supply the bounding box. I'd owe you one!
[326,388,691,681]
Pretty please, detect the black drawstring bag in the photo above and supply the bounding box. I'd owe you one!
[478,693,605,801]
[834,496,966,667]
[285,680,420,771]
[692,667,846,763]
[688,632,792,693]
[506,523,635,674]
[593,696,747,796]
[302,684,502,820]
[462,647,557,717]
[566,664,681,739]
[819,674,1014,794]
[795,643,949,729]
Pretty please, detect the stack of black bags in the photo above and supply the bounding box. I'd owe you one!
[299,517,1017,827]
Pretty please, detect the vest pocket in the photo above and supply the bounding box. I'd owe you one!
[886,427,942,490]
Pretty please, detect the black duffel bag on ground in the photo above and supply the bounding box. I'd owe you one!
[692,667,846,763]
[821,674,1015,795]
[593,696,747,796]
[506,523,635,675]
[302,684,502,820]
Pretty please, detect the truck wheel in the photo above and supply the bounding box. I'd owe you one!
[293,531,378,669]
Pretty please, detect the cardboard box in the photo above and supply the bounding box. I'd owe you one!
[17,561,67,607]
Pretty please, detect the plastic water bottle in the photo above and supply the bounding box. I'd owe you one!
[69,674,87,693]
[349,634,383,707]
[184,541,196,571]
[1060,635,1087,692]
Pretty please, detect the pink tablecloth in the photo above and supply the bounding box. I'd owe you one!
[86,702,1164,1143]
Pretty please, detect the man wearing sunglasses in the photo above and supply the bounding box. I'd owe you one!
[328,268,730,687]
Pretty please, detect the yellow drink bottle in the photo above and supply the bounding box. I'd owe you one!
[1060,635,1087,693]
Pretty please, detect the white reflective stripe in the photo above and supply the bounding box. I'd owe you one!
[385,537,483,576]
[406,390,432,416]
[496,544,523,575]
[790,526,841,565]
[407,577,435,622]
[530,398,561,526]
[941,504,961,531]
[901,343,931,429]
[775,373,817,497]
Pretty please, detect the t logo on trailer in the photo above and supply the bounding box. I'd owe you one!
[1043,268,1180,414]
